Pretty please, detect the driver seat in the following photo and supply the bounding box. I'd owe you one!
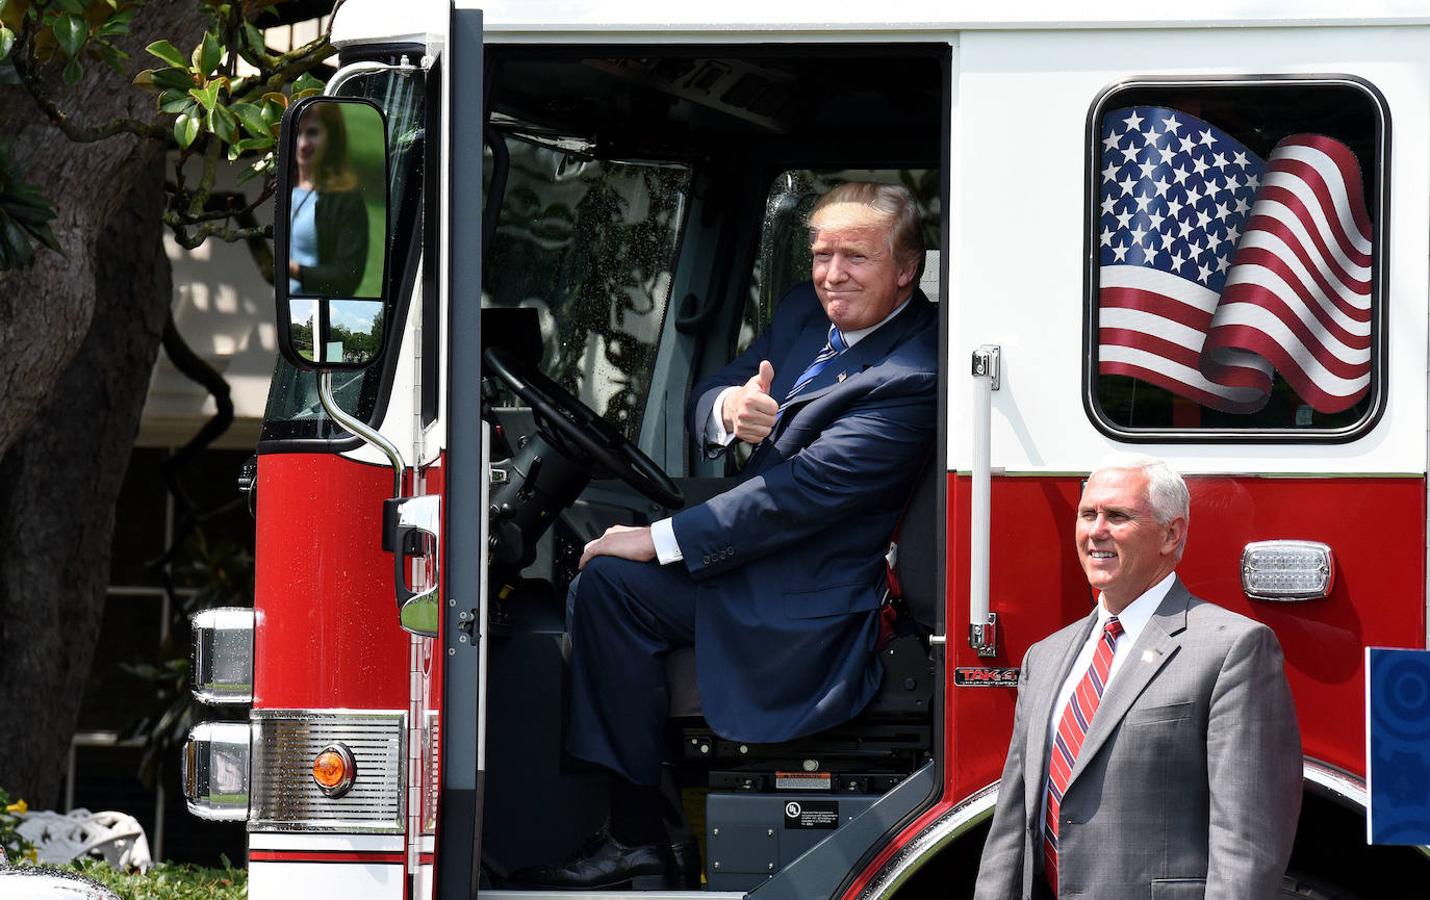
[665,244,942,721]
[664,453,939,719]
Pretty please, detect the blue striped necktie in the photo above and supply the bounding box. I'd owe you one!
[776,324,847,423]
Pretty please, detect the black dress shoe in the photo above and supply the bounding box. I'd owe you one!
[670,839,701,889]
[508,827,675,890]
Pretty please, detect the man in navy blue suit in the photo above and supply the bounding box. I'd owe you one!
[514,182,939,890]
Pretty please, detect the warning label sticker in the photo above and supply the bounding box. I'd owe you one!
[775,771,831,791]
[783,799,840,829]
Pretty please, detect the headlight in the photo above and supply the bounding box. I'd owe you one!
[190,608,254,705]
[182,721,251,821]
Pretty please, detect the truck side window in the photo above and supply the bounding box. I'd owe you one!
[1086,79,1386,439]
[739,169,939,355]
[482,133,690,442]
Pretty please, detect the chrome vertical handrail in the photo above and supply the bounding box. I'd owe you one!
[969,345,1001,658]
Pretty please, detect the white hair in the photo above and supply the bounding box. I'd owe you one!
[1090,453,1190,526]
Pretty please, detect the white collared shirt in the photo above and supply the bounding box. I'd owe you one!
[650,295,913,564]
[1037,570,1176,835]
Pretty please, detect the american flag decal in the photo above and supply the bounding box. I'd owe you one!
[1097,106,1373,414]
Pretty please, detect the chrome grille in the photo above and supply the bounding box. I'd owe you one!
[250,710,405,833]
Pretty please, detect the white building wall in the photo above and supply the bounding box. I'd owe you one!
[140,163,279,450]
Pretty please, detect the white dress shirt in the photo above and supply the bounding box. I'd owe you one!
[649,296,913,564]
[1037,570,1176,836]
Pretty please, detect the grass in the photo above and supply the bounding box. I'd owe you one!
[53,858,247,899]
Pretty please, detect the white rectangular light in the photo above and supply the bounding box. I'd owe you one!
[190,607,254,705]
[183,721,251,822]
[1241,540,1334,601]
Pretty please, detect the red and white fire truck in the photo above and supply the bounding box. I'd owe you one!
[182,1,1430,897]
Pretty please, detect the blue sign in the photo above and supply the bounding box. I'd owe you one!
[1367,647,1430,845]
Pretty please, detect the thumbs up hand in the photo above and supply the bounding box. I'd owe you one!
[722,359,779,444]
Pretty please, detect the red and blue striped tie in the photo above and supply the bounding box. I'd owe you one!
[1043,615,1123,897]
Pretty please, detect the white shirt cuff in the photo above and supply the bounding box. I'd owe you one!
[704,386,741,449]
[650,517,683,564]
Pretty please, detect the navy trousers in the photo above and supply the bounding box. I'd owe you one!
[565,556,698,786]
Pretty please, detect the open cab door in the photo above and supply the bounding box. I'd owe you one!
[264,5,485,899]
[436,4,487,899]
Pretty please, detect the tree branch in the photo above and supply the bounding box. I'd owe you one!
[11,33,169,145]
[145,313,236,577]
[170,181,275,225]
[188,137,222,218]
[162,213,272,249]
[229,37,336,99]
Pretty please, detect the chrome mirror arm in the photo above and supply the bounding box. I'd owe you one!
[318,371,407,497]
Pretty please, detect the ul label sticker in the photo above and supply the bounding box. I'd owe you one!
[784,799,839,829]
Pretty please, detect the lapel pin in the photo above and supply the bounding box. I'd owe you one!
[1141,649,1158,663]
[836,372,847,383]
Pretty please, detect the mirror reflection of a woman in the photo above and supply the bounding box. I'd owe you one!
[288,103,370,296]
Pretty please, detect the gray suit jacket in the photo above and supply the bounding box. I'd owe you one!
[974,578,1301,900]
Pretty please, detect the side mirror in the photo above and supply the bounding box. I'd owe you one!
[275,96,390,370]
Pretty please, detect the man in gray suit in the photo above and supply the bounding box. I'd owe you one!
[974,454,1301,900]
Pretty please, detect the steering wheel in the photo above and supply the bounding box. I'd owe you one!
[483,345,685,510]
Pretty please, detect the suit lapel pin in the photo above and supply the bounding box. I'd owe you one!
[836,372,847,383]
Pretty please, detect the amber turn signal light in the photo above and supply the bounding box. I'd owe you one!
[312,743,357,798]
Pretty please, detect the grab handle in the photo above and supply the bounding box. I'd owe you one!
[969,345,1001,658]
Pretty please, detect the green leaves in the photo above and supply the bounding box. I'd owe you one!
[147,66,196,90]
[1,788,37,864]
[189,79,220,111]
[7,2,339,257]
[291,70,323,100]
[142,31,250,152]
[194,30,221,76]
[0,2,133,81]
[145,39,188,69]
[158,89,193,114]
[173,111,200,149]
[223,96,281,163]
[136,31,295,163]
[50,10,88,83]
[228,101,268,139]
[0,142,61,270]
[52,12,85,57]
[208,103,236,144]
[97,9,134,38]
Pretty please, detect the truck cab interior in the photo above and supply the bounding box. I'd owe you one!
[476,44,948,893]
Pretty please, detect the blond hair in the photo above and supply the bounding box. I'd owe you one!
[808,181,925,273]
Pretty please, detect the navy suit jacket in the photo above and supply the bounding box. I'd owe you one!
[671,282,937,743]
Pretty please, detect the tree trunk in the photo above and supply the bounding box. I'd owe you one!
[0,155,174,804]
[0,3,207,457]
[0,153,177,802]
[0,3,210,803]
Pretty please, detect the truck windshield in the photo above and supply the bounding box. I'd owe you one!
[483,132,690,442]
[261,62,425,443]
